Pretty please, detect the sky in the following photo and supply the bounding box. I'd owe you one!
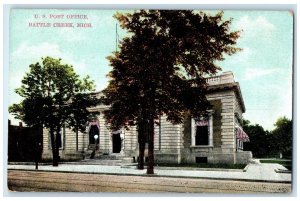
[8,9,293,131]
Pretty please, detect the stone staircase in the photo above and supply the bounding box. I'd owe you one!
[82,144,101,159]
[81,154,135,166]
[80,144,135,166]
[88,144,97,150]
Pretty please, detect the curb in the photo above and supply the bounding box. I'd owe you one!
[275,168,292,174]
[121,165,245,172]
[243,164,251,172]
[8,162,52,166]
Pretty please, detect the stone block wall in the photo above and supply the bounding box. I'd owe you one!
[41,79,252,164]
[42,128,84,160]
[123,115,182,163]
[178,88,251,165]
[123,126,137,153]
[236,151,253,164]
[211,100,222,148]
[207,90,235,152]
[42,110,113,160]
[98,112,112,154]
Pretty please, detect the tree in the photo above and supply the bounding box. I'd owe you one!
[242,117,293,158]
[67,93,100,151]
[270,117,292,158]
[102,10,241,174]
[9,57,99,166]
[242,120,271,157]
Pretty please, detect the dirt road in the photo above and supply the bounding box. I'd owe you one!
[7,170,291,193]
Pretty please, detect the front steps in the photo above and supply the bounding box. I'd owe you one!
[80,144,135,166]
[81,151,135,166]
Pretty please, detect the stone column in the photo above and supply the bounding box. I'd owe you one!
[208,112,213,146]
[120,129,125,155]
[220,94,236,164]
[191,118,195,146]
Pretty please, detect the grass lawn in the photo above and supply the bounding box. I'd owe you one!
[155,163,247,169]
[260,159,292,171]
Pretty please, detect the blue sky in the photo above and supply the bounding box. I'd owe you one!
[8,9,293,130]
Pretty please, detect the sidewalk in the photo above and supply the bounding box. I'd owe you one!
[7,162,291,183]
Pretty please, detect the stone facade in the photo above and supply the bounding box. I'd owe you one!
[42,71,252,164]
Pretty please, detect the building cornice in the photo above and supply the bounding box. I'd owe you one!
[207,82,246,113]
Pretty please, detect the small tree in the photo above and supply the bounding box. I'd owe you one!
[243,117,293,158]
[67,93,100,151]
[270,117,292,158]
[242,120,271,157]
[103,10,241,174]
[9,57,98,166]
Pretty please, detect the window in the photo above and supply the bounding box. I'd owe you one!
[235,125,249,150]
[191,111,213,147]
[196,157,208,163]
[195,119,209,145]
[236,139,243,150]
[196,126,209,145]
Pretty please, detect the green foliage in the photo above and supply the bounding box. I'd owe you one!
[242,120,271,157]
[102,10,241,174]
[270,117,292,157]
[67,93,100,133]
[10,57,98,129]
[103,10,241,129]
[9,57,99,165]
[242,117,292,158]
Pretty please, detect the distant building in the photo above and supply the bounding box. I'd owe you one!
[8,120,43,162]
[42,71,252,164]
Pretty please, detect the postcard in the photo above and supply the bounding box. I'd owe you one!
[6,7,293,194]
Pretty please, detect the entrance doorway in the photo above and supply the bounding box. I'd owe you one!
[89,125,99,144]
[112,131,122,153]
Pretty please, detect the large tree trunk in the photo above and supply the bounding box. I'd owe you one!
[138,140,145,169]
[147,118,155,174]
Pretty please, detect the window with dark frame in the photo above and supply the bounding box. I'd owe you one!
[195,116,209,146]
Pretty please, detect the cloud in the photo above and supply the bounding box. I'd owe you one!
[229,46,252,64]
[9,42,63,96]
[9,42,91,101]
[243,76,292,131]
[57,28,85,42]
[11,42,90,74]
[235,16,276,40]
[244,67,280,80]
[11,42,62,60]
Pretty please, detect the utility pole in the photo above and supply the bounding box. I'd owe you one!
[116,23,118,52]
